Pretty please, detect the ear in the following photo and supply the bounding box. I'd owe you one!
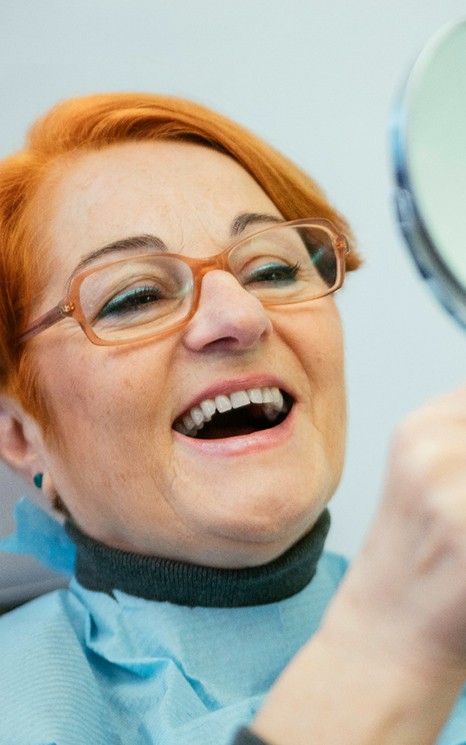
[0,394,46,485]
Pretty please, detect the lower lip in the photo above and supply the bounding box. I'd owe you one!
[172,404,296,457]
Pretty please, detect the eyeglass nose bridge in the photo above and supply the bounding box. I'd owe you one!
[184,245,243,310]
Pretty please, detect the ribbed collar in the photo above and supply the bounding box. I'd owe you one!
[64,509,330,608]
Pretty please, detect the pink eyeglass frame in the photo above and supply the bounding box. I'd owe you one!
[18,218,349,347]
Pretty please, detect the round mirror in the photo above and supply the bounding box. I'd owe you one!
[392,19,466,329]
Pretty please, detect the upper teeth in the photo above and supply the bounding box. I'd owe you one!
[174,386,285,436]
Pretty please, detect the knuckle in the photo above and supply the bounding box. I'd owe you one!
[387,413,466,517]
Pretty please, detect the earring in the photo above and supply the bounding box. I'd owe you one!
[33,472,43,489]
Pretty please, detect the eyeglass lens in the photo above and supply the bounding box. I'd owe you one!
[78,224,338,342]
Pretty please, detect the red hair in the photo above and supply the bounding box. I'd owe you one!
[0,92,360,423]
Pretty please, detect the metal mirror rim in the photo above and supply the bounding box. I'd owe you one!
[392,20,466,330]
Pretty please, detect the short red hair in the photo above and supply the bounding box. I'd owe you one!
[0,92,360,423]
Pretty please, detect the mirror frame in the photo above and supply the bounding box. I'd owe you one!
[392,20,466,330]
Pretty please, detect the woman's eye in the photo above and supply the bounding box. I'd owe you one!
[246,262,300,285]
[97,286,163,318]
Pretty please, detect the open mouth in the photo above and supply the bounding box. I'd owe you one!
[173,386,293,440]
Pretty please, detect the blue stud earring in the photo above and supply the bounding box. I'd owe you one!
[33,473,43,489]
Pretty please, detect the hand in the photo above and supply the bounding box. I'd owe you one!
[252,385,466,745]
[338,383,466,667]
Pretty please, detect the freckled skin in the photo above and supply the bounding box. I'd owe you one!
[30,141,346,568]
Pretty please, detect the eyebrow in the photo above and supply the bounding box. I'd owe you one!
[73,234,168,275]
[230,212,284,236]
[73,211,284,276]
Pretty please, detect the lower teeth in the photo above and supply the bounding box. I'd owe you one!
[263,404,281,421]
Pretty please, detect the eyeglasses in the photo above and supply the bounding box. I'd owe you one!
[19,218,349,347]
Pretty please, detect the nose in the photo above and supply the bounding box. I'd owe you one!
[182,270,273,353]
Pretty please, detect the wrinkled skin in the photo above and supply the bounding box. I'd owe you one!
[10,140,346,568]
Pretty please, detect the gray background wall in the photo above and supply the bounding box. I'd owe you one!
[1,0,465,598]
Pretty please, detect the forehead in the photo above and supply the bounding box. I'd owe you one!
[41,140,280,261]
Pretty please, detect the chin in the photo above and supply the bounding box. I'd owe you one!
[205,494,326,563]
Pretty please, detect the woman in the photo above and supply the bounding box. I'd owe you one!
[0,93,465,745]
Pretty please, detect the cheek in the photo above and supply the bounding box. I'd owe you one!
[35,342,167,448]
[287,304,347,449]
[45,359,107,430]
[39,348,184,520]
[279,301,345,393]
[35,343,176,507]
[313,319,346,437]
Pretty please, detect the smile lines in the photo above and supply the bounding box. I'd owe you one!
[173,386,286,437]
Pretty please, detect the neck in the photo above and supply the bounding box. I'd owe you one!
[65,509,331,608]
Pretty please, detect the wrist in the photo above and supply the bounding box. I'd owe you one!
[252,617,466,745]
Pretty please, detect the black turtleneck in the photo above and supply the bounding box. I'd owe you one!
[65,508,331,608]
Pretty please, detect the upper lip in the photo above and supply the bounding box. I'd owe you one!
[173,376,294,423]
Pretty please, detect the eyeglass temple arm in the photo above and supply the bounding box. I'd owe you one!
[17,305,68,343]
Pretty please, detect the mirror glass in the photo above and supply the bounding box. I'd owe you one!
[392,19,466,329]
